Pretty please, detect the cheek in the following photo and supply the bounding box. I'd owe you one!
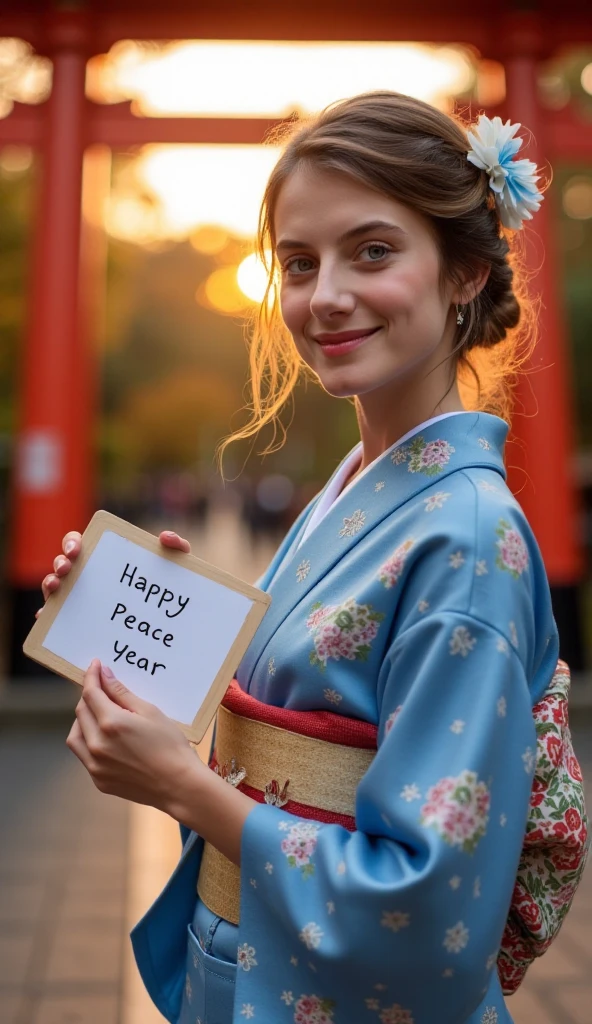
[382,264,446,324]
[355,264,426,318]
[280,286,309,334]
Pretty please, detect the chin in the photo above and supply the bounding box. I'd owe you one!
[317,374,383,400]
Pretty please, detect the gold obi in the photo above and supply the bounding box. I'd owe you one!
[196,702,375,925]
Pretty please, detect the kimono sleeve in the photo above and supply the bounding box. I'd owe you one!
[236,611,536,1023]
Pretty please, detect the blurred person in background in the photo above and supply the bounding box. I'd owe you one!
[242,472,296,544]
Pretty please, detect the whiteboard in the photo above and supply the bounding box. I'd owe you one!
[23,511,271,742]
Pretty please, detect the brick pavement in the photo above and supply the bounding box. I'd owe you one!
[0,730,128,1024]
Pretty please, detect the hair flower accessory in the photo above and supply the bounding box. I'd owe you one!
[466,114,543,230]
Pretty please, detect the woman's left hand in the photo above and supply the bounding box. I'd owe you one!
[67,659,203,810]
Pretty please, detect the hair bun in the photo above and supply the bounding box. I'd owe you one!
[477,255,521,348]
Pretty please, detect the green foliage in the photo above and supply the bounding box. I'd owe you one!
[553,164,592,448]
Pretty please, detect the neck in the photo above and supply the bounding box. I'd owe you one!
[353,377,465,474]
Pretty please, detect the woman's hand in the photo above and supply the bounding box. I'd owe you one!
[68,660,256,864]
[67,659,203,809]
[37,529,191,618]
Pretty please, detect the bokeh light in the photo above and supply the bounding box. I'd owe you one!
[190,226,230,255]
[0,144,33,176]
[563,176,592,220]
[0,37,52,117]
[106,144,281,241]
[237,252,272,304]
[200,266,250,314]
[88,40,475,117]
[581,62,592,95]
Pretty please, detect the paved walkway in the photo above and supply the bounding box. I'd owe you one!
[1,508,591,1023]
[0,729,128,1024]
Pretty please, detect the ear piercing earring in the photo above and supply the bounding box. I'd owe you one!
[456,304,465,326]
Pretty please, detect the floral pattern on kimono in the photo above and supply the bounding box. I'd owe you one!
[131,412,562,1024]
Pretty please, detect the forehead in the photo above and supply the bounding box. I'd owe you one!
[273,165,419,242]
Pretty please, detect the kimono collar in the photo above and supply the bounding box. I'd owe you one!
[241,411,508,685]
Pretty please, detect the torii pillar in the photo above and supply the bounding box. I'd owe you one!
[8,11,94,675]
[501,14,585,668]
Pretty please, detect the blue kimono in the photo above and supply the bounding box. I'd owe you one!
[132,411,559,1024]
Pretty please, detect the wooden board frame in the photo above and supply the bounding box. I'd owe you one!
[23,509,271,742]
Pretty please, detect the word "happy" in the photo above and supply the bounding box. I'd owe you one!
[120,563,190,617]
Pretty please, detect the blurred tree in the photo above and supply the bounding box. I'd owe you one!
[554,167,592,448]
[115,367,238,468]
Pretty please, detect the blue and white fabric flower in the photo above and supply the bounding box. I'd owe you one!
[466,115,543,230]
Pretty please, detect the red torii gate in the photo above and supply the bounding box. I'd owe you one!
[1,0,591,675]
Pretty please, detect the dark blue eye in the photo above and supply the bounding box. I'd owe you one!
[361,244,390,261]
[285,257,315,275]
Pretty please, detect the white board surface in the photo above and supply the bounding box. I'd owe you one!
[42,530,255,723]
[24,511,271,741]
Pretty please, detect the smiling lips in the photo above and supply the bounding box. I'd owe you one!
[313,326,380,356]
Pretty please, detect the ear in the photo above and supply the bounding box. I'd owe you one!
[452,264,490,305]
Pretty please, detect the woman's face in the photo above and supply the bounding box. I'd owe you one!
[274,166,460,402]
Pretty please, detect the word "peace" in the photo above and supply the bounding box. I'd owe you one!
[110,603,174,646]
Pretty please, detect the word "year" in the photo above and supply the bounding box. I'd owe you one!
[112,640,166,676]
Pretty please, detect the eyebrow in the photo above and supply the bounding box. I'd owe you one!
[275,220,408,254]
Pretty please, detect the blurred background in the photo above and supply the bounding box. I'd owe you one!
[0,2,591,1022]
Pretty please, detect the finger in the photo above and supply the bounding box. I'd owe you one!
[62,532,82,558]
[80,659,116,725]
[66,718,93,770]
[35,607,43,619]
[75,694,103,749]
[41,574,60,602]
[53,555,71,575]
[100,664,153,715]
[159,531,191,554]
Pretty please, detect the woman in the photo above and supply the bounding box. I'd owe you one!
[39,93,585,1023]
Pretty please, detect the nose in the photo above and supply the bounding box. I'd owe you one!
[309,263,356,321]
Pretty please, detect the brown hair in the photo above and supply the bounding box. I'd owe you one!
[217,91,538,469]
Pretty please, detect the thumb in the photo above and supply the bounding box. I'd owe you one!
[99,663,153,714]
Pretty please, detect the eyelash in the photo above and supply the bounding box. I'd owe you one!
[282,241,394,276]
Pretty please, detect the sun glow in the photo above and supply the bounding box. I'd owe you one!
[96,39,476,313]
[101,40,475,244]
[237,252,272,303]
[106,144,280,243]
[89,39,474,118]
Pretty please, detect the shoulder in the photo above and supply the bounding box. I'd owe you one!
[391,465,528,572]
[389,467,554,673]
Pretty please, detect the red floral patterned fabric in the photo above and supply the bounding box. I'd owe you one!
[497,659,589,994]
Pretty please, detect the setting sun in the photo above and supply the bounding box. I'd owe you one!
[236,252,272,303]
